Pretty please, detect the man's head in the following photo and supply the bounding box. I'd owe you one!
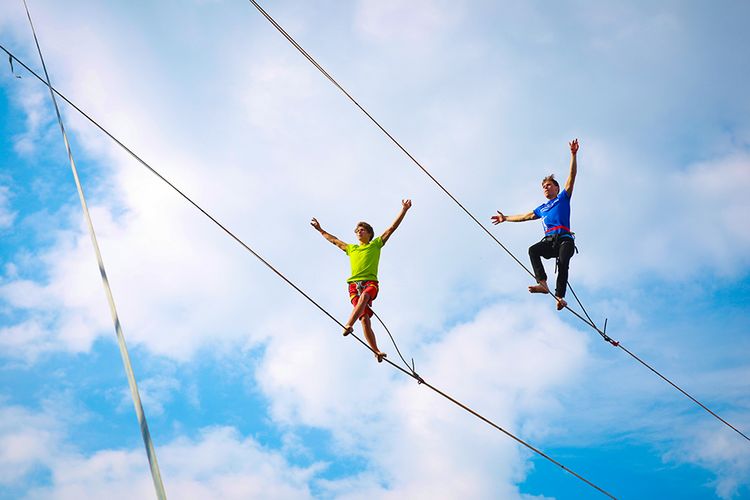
[541,174,560,200]
[354,221,374,243]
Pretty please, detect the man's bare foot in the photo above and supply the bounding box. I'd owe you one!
[343,326,354,336]
[556,297,567,311]
[528,284,549,294]
[376,352,387,363]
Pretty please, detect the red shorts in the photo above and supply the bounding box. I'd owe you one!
[348,280,379,319]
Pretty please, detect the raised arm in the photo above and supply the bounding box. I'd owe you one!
[380,199,412,245]
[491,210,538,225]
[311,218,348,251]
[564,138,578,197]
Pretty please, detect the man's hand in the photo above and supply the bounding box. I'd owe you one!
[381,199,412,244]
[310,217,321,231]
[570,138,579,155]
[491,211,507,225]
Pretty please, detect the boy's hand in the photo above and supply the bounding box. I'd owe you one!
[491,211,506,225]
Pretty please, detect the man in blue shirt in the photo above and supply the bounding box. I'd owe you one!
[491,139,579,310]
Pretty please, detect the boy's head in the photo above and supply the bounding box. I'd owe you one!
[354,221,374,243]
[541,174,560,200]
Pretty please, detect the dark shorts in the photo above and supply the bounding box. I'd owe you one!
[348,280,379,319]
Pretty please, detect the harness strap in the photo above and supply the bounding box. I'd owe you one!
[545,224,572,233]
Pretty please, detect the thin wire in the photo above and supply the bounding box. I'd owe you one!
[17,2,167,498]
[372,310,420,380]
[242,0,750,445]
[617,344,750,441]
[1,46,616,499]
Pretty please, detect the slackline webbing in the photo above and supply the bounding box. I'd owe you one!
[19,1,167,498]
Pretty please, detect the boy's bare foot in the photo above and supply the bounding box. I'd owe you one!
[376,352,387,363]
[528,284,549,294]
[343,326,354,336]
[556,297,567,311]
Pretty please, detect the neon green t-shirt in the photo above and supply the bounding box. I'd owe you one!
[345,236,383,282]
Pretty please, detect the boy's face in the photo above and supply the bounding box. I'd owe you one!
[542,181,559,200]
[354,225,372,243]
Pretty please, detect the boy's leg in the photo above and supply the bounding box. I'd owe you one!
[343,291,372,335]
[528,239,555,293]
[554,239,576,310]
[360,315,386,362]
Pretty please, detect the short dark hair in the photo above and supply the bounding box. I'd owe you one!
[356,221,374,240]
[541,174,559,188]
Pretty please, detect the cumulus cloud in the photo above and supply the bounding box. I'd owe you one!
[0,404,63,486]
[0,186,17,229]
[663,422,750,499]
[257,300,591,498]
[0,401,318,500]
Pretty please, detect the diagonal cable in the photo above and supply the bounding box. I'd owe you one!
[242,0,750,445]
[1,44,616,499]
[18,1,167,498]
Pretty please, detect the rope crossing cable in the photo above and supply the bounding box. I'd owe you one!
[1,47,616,499]
[17,2,167,499]
[243,0,750,445]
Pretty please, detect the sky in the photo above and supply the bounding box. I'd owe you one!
[0,0,749,499]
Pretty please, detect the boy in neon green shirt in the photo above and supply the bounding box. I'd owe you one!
[311,199,412,362]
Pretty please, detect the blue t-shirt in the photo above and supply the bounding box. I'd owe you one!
[533,189,571,235]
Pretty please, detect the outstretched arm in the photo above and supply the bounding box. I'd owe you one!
[491,210,538,225]
[564,138,578,197]
[380,199,412,245]
[311,218,348,251]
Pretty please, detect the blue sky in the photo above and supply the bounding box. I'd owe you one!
[1,1,749,499]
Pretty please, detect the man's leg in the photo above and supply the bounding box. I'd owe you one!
[360,315,386,362]
[554,239,576,310]
[343,291,371,335]
[528,239,555,293]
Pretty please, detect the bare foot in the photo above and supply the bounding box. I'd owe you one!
[376,352,387,363]
[556,297,567,311]
[528,284,549,294]
[343,326,354,336]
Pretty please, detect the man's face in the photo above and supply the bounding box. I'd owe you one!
[542,181,559,200]
[355,225,372,243]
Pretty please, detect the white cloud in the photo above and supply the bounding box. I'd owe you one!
[664,422,750,500]
[0,404,62,486]
[257,300,591,498]
[570,148,750,286]
[0,186,17,228]
[3,418,320,500]
[354,0,461,47]
[118,375,182,417]
[0,398,316,500]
